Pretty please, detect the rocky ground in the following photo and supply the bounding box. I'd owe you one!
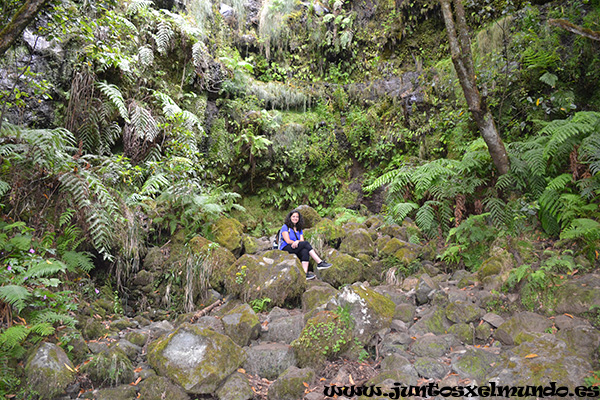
[23,208,600,400]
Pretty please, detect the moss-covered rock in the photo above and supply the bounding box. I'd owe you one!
[147,323,245,394]
[331,283,395,343]
[451,347,500,383]
[379,237,421,265]
[81,346,134,386]
[448,323,475,344]
[302,282,338,314]
[188,237,237,292]
[553,274,600,315]
[494,312,553,346]
[82,317,109,340]
[212,217,244,256]
[216,372,254,400]
[138,375,190,400]
[25,343,75,400]
[242,234,258,254]
[445,301,485,324]
[339,228,375,256]
[319,249,364,287]
[477,249,514,281]
[222,303,260,346]
[125,330,148,347]
[310,218,346,247]
[84,385,138,400]
[223,251,305,306]
[296,205,322,228]
[267,366,315,400]
[292,310,353,368]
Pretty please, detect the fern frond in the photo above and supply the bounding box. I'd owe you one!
[130,103,159,141]
[126,0,152,14]
[61,251,95,273]
[416,202,437,238]
[138,46,154,67]
[365,169,400,192]
[29,322,55,336]
[0,285,30,313]
[26,259,68,278]
[484,197,509,227]
[96,81,130,123]
[141,173,170,196]
[546,173,572,192]
[154,20,174,54]
[32,311,77,328]
[0,180,11,197]
[560,218,600,241]
[0,325,29,349]
[388,202,419,223]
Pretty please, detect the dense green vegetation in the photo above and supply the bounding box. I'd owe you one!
[0,0,599,395]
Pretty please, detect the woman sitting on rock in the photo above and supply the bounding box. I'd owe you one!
[279,210,332,280]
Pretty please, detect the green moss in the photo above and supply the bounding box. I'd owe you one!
[212,217,244,253]
[292,311,353,368]
[353,285,395,322]
[81,347,134,387]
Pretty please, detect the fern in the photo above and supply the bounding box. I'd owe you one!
[154,20,174,54]
[26,259,68,278]
[126,0,152,14]
[484,197,509,227]
[32,311,77,328]
[96,81,130,123]
[61,251,95,273]
[140,173,170,196]
[138,46,154,67]
[388,202,419,222]
[0,325,29,350]
[129,102,159,141]
[561,218,600,241]
[0,285,30,313]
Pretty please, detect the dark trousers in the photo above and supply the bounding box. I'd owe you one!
[282,241,313,262]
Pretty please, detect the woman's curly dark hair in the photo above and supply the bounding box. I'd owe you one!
[284,210,304,231]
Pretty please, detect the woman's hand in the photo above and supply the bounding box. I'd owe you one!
[291,240,299,249]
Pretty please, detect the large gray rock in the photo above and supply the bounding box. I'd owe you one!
[556,325,600,363]
[243,343,297,380]
[216,372,254,400]
[445,300,485,324]
[224,251,305,306]
[148,323,245,394]
[222,304,260,346]
[25,342,75,399]
[84,385,138,400]
[327,283,395,343]
[339,228,375,257]
[414,356,450,379]
[494,312,553,345]
[261,313,304,344]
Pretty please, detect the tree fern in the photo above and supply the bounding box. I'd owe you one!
[138,46,154,67]
[561,218,600,241]
[129,102,158,141]
[126,0,152,14]
[96,81,130,123]
[415,201,437,238]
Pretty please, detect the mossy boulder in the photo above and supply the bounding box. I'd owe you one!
[84,385,138,400]
[125,330,148,347]
[216,372,254,400]
[267,366,315,400]
[445,301,485,324]
[212,217,244,256]
[242,234,258,254]
[223,251,305,306]
[319,249,364,287]
[309,218,346,247]
[408,306,452,336]
[494,312,553,346]
[477,249,514,281]
[147,323,245,394]
[379,238,420,264]
[296,205,322,228]
[188,237,236,291]
[378,224,405,240]
[221,303,260,346]
[491,335,592,390]
[81,346,134,386]
[339,228,375,256]
[292,310,353,368]
[302,282,338,314]
[138,375,190,400]
[553,274,600,315]
[451,347,500,383]
[330,283,395,343]
[25,343,75,400]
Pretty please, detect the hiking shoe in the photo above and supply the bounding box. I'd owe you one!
[317,261,332,270]
[306,271,316,280]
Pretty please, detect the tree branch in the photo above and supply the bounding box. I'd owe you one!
[548,18,600,42]
[0,0,52,56]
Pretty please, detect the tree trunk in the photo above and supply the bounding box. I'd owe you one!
[439,0,510,175]
[0,0,51,56]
